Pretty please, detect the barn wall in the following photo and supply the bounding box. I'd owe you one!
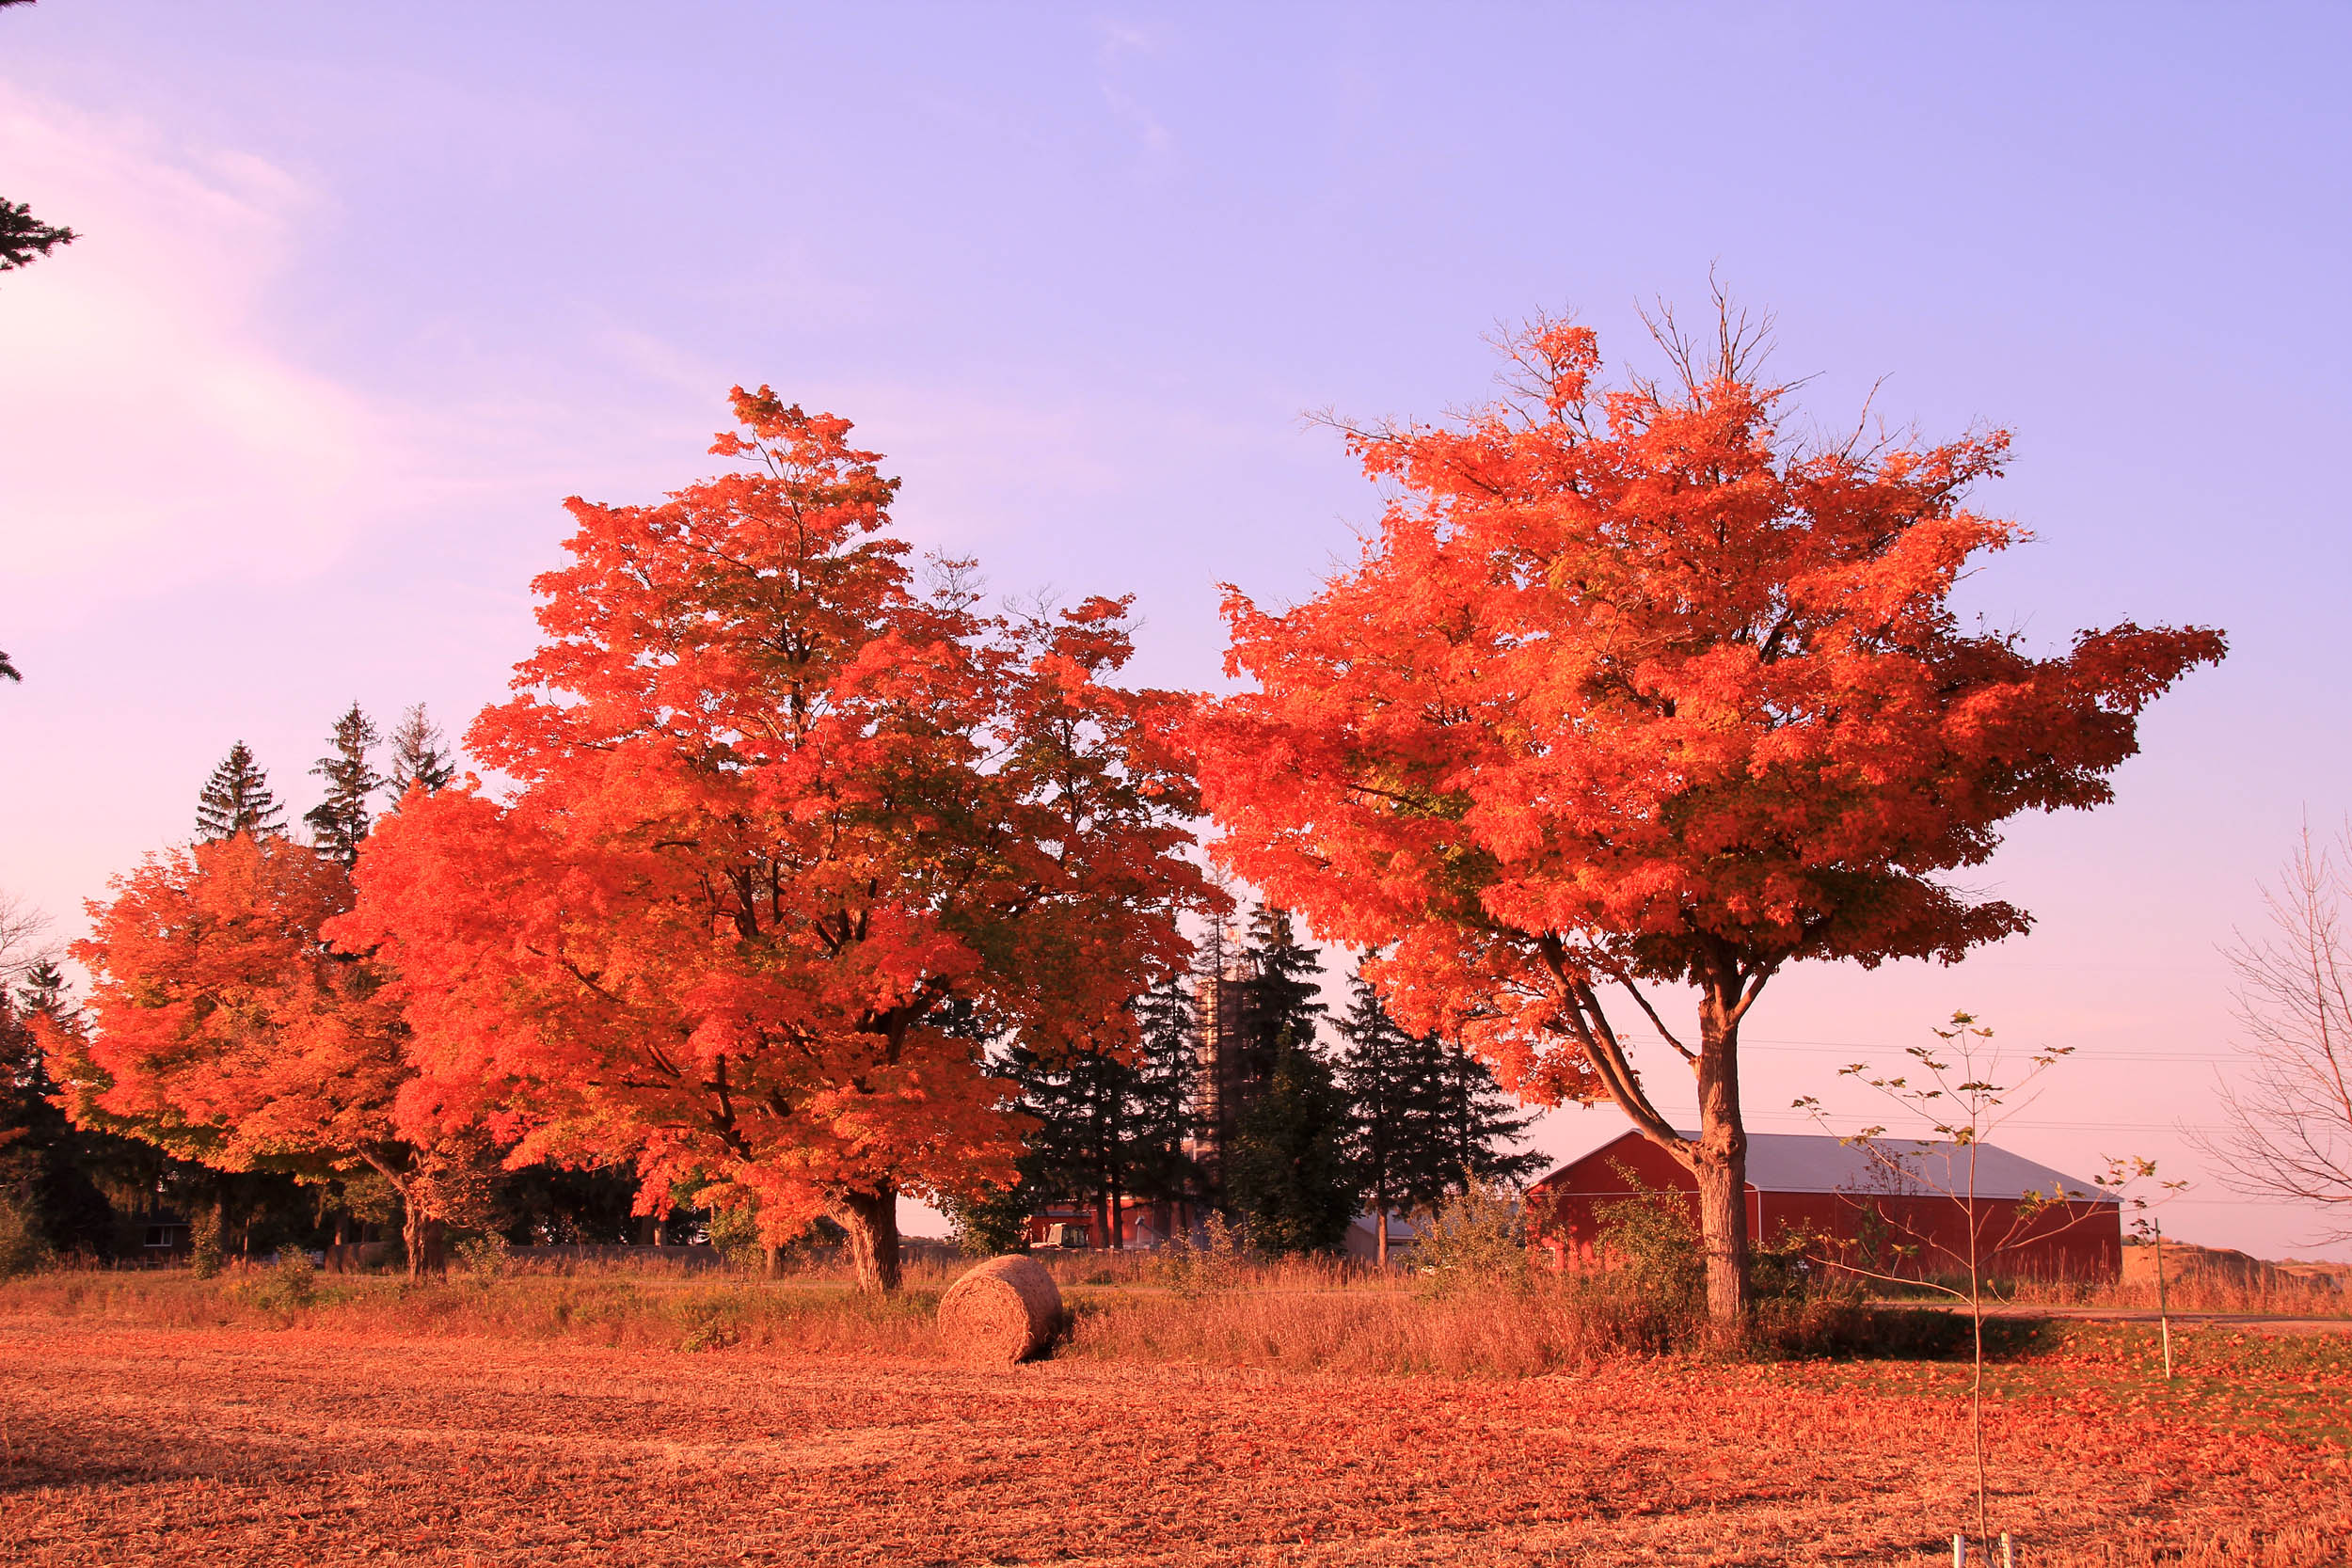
[1527,1136,2122,1282]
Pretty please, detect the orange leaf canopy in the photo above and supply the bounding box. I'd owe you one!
[1197,318,2225,1105]
[339,388,1208,1238]
[54,832,406,1177]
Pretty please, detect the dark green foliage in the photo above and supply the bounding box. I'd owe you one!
[1226,1038,1353,1253]
[1215,906,1352,1252]
[386,703,457,804]
[1428,1041,1546,1187]
[1336,966,1544,1225]
[0,196,73,274]
[196,741,286,840]
[0,961,117,1258]
[496,1163,644,1244]
[1236,905,1324,1080]
[996,976,1201,1247]
[304,703,383,865]
[941,1151,1042,1257]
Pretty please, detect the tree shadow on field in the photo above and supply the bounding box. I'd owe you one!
[1833,1307,2059,1363]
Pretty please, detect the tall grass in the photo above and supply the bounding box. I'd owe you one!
[0,1256,1941,1375]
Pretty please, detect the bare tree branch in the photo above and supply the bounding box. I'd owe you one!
[2192,822,2352,1239]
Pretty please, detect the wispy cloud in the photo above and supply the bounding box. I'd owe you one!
[1095,20,1176,162]
[0,84,389,597]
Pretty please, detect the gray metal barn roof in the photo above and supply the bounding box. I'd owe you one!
[1546,1131,2118,1203]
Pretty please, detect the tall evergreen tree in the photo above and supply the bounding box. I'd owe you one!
[385,703,457,803]
[1431,1039,1546,1189]
[1336,963,1547,1263]
[1002,978,1201,1249]
[1335,967,1435,1263]
[1227,1037,1353,1254]
[0,959,132,1257]
[1223,906,1352,1251]
[194,742,285,841]
[1237,904,1325,1079]
[304,703,383,865]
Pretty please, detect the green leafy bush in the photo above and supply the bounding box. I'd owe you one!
[188,1206,226,1280]
[0,1196,53,1279]
[1411,1179,1530,1295]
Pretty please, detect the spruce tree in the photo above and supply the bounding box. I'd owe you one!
[1223,906,1352,1252]
[999,978,1201,1249]
[1336,962,1547,1262]
[304,703,383,865]
[1335,967,1440,1261]
[1237,905,1325,1079]
[195,742,286,841]
[1226,1037,1353,1254]
[0,960,125,1257]
[1432,1041,1545,1187]
[385,703,457,804]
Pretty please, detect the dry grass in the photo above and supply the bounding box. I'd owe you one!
[1998,1270,2351,1317]
[0,1266,950,1356]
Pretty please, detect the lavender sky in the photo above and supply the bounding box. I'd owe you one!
[3,4,2347,1255]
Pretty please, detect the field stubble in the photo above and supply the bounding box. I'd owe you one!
[2,1264,2347,1566]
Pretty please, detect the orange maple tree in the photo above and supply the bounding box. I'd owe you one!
[337,388,1210,1290]
[1195,309,2226,1323]
[45,832,472,1275]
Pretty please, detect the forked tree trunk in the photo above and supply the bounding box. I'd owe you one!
[837,1183,902,1292]
[1692,985,1753,1330]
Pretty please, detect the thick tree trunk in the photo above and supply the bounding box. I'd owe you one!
[838,1183,902,1292]
[1692,986,1752,1330]
[762,1243,786,1279]
[404,1206,447,1279]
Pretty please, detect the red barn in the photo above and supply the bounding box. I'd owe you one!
[1527,1131,2122,1283]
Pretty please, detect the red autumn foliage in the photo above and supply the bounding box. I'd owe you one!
[1194,310,2228,1322]
[336,388,1212,1289]
[43,832,470,1274]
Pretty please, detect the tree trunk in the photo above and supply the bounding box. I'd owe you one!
[838,1183,902,1292]
[404,1205,447,1279]
[762,1243,786,1279]
[1692,984,1752,1330]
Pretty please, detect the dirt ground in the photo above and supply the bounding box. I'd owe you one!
[2,1315,2345,1567]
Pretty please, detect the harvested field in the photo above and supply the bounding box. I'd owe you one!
[3,1301,2349,1566]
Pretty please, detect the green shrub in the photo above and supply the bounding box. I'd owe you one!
[187,1207,226,1279]
[246,1246,317,1311]
[1153,1212,1246,1298]
[0,1196,53,1279]
[702,1205,765,1270]
[1412,1179,1531,1296]
[453,1233,510,1283]
[1592,1164,1702,1312]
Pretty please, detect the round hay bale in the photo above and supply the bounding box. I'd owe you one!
[938,1254,1062,1364]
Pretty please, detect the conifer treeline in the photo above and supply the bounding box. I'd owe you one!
[957,903,1543,1257]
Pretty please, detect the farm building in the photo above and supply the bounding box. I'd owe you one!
[1025,1195,1209,1250]
[1526,1131,2122,1282]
